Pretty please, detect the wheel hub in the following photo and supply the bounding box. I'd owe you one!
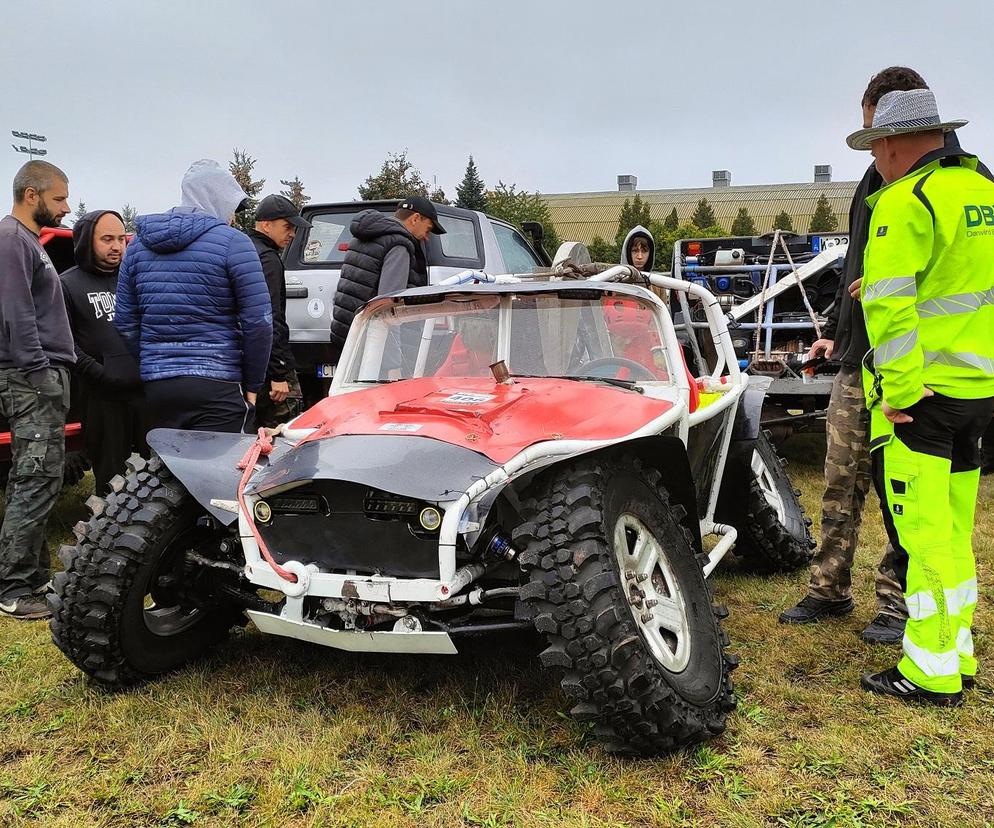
[613,513,692,672]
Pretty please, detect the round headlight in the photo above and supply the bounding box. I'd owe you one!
[419,507,442,531]
[253,500,273,523]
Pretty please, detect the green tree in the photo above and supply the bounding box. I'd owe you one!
[587,234,619,263]
[73,201,87,224]
[229,148,265,232]
[357,150,431,200]
[808,193,839,232]
[772,210,795,232]
[730,207,757,236]
[279,176,311,211]
[455,156,487,211]
[484,182,561,257]
[430,186,449,205]
[691,198,718,230]
[615,193,652,249]
[663,207,679,231]
[120,204,138,233]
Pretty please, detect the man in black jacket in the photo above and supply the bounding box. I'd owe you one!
[248,195,310,427]
[61,210,149,496]
[329,196,445,357]
[780,67,994,643]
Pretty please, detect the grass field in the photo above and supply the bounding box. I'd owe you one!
[2,437,993,827]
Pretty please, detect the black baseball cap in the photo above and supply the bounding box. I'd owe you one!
[398,195,446,234]
[255,194,312,228]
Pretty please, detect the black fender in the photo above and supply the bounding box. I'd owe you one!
[716,376,773,521]
[507,436,703,553]
[146,429,289,526]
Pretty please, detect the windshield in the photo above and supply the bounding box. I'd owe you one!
[342,292,673,384]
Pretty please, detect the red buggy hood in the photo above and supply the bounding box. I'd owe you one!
[291,377,673,464]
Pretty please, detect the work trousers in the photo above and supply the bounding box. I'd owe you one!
[869,393,994,693]
[0,366,69,602]
[808,366,906,616]
[82,391,151,496]
[254,369,303,429]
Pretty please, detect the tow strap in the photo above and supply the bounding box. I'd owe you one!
[236,428,299,584]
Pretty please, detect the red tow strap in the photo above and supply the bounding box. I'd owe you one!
[236,428,298,584]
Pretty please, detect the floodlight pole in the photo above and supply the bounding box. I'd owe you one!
[10,130,48,159]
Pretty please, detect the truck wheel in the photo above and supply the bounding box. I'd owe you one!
[514,454,736,755]
[49,454,240,688]
[734,430,814,573]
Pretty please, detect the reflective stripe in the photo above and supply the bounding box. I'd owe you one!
[906,590,939,621]
[917,289,994,319]
[955,578,978,612]
[906,579,979,621]
[923,350,994,374]
[864,276,917,303]
[902,634,960,678]
[874,330,919,367]
[957,627,975,657]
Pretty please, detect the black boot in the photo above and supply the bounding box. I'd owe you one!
[860,667,963,707]
[860,613,906,644]
[779,595,855,624]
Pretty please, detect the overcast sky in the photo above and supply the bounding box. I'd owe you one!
[2,0,992,218]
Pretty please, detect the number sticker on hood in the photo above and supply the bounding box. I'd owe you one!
[442,392,495,405]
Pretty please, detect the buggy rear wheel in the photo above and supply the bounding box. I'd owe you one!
[733,430,814,573]
[514,453,736,755]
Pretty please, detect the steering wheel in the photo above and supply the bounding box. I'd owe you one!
[576,357,658,382]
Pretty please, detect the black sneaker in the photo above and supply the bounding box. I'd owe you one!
[962,675,976,691]
[779,595,855,624]
[0,596,52,621]
[860,666,963,707]
[860,613,906,644]
[32,580,53,597]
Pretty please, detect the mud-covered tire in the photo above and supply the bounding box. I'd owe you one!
[733,430,814,573]
[49,454,240,688]
[513,453,736,755]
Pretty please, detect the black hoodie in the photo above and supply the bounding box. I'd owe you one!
[60,210,142,398]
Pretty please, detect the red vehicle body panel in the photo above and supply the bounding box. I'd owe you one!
[292,377,674,464]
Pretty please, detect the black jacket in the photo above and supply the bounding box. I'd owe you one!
[823,132,993,367]
[330,211,427,350]
[248,229,293,382]
[60,210,141,399]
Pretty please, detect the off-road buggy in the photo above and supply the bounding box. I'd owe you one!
[51,261,812,754]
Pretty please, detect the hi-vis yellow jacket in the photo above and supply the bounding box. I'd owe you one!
[862,151,994,411]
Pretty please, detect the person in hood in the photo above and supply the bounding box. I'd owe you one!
[621,225,655,272]
[248,195,310,428]
[114,160,272,433]
[329,195,445,357]
[60,210,149,496]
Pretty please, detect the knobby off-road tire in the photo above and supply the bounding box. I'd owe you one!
[513,454,737,755]
[49,454,240,688]
[733,430,814,573]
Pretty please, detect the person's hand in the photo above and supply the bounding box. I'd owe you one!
[849,277,863,300]
[882,387,934,423]
[269,381,290,402]
[245,391,257,406]
[806,338,835,362]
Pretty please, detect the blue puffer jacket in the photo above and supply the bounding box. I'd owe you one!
[115,211,273,391]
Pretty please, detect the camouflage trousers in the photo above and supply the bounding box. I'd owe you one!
[254,370,304,429]
[0,366,69,602]
[808,365,907,617]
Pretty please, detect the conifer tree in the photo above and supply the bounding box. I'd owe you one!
[455,156,487,211]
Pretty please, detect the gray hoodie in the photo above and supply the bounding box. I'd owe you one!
[620,225,655,271]
[179,159,246,221]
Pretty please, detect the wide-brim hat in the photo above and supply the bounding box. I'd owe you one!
[847,88,967,150]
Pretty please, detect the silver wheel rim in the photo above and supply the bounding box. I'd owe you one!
[751,448,786,524]
[613,513,692,672]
